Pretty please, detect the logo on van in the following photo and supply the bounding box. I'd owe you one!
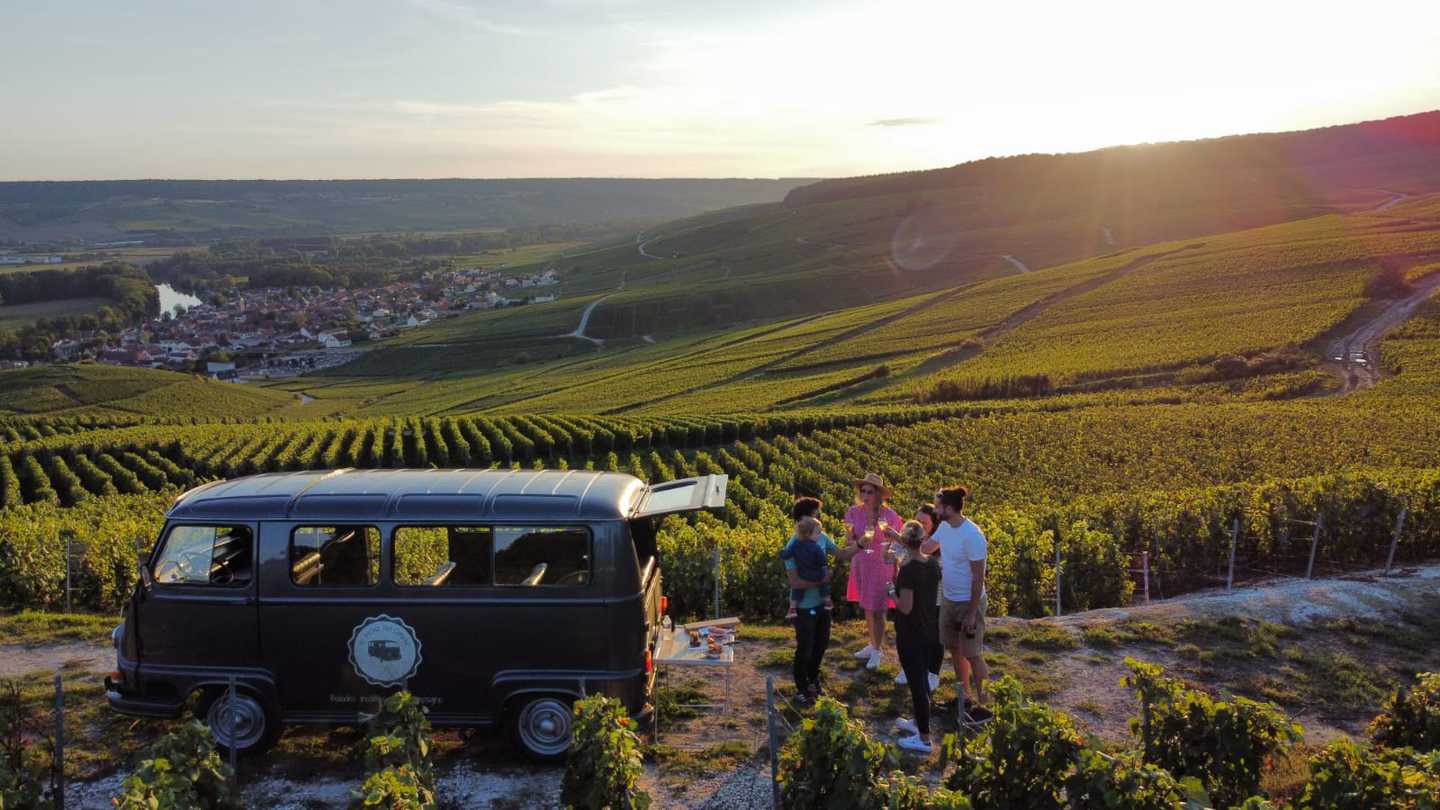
[348,615,423,687]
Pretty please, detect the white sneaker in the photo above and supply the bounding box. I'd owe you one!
[853,645,876,659]
[896,734,932,754]
[895,670,908,685]
[928,673,941,691]
[867,651,883,670]
[894,717,919,735]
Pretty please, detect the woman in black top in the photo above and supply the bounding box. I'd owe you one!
[888,520,942,753]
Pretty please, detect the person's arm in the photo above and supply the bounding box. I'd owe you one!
[896,587,915,615]
[919,537,940,556]
[961,558,986,632]
[787,569,828,589]
[830,533,864,561]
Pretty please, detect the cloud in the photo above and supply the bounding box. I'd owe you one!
[868,116,942,128]
[405,0,536,36]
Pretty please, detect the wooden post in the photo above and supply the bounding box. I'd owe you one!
[712,545,722,620]
[1226,518,1239,592]
[1384,507,1408,576]
[1055,538,1062,617]
[1306,514,1324,580]
[226,675,238,782]
[765,676,780,809]
[62,530,74,613]
[1141,552,1150,604]
[53,672,65,810]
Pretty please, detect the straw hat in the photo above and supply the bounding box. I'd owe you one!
[851,472,892,499]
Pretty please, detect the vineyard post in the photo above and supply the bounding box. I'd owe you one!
[1141,552,1150,604]
[765,675,780,809]
[62,529,75,613]
[1054,538,1062,617]
[712,545,721,620]
[226,675,238,784]
[1226,518,1238,592]
[1305,514,1324,580]
[1384,507,1408,576]
[53,671,65,810]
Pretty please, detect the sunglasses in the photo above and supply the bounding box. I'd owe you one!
[859,486,876,494]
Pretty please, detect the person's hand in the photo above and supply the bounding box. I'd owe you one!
[881,524,900,540]
[961,612,977,635]
[822,569,832,583]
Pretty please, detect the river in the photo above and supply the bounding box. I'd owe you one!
[156,283,202,317]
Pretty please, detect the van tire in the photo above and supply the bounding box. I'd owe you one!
[509,695,574,762]
[196,688,280,757]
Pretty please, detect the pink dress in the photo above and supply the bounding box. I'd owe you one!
[844,504,901,612]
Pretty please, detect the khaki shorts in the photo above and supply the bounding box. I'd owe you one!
[939,595,986,657]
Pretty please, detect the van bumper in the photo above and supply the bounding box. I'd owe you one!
[104,675,186,719]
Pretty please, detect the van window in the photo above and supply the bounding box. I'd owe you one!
[494,527,590,587]
[394,526,492,587]
[152,525,252,586]
[291,526,380,587]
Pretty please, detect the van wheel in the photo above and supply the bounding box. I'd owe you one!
[198,689,279,756]
[510,696,574,762]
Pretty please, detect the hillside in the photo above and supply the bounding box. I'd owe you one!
[264,191,1440,415]
[0,178,814,243]
[0,364,300,418]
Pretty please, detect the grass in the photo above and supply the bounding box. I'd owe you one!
[0,610,118,646]
[0,297,110,329]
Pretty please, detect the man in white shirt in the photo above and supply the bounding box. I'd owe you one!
[921,484,990,713]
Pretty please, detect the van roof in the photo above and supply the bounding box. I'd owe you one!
[167,468,650,522]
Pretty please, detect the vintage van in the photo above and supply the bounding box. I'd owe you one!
[105,468,726,761]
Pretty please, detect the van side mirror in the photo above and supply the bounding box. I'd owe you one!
[137,561,153,592]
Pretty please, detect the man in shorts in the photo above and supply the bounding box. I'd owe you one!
[923,485,991,720]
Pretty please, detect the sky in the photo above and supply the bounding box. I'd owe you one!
[2,0,1439,180]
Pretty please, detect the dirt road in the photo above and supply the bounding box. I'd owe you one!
[1326,274,1440,392]
[1372,190,1411,212]
[559,295,611,345]
[1000,254,1031,273]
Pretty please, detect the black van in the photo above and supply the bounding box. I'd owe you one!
[105,468,726,761]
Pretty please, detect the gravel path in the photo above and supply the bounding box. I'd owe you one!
[0,641,110,678]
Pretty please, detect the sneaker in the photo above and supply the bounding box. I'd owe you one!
[896,734,933,754]
[867,651,883,671]
[853,645,877,659]
[928,673,941,691]
[894,670,908,685]
[785,606,798,619]
[793,691,815,708]
[894,717,919,735]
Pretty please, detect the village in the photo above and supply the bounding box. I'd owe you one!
[45,264,560,379]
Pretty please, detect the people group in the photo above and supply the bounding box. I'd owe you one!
[779,473,990,754]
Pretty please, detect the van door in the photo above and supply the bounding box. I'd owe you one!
[631,475,728,519]
[257,522,386,720]
[140,522,259,669]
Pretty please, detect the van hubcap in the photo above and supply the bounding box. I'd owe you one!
[207,692,266,751]
[518,698,572,756]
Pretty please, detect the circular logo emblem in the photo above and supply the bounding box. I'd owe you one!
[348,615,423,687]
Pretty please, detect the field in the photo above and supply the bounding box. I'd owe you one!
[0,296,109,329]
[0,364,300,417]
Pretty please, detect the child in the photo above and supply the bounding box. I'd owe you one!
[779,515,833,618]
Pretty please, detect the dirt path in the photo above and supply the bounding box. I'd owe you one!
[638,234,665,259]
[1000,254,1031,273]
[1372,190,1411,212]
[1325,273,1440,392]
[0,641,110,678]
[558,294,611,345]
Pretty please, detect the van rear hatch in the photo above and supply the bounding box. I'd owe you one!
[630,474,727,520]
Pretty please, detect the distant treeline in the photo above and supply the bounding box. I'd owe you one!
[0,263,158,359]
[264,223,623,259]
[147,250,441,292]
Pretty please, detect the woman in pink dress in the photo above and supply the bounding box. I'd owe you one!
[845,473,902,670]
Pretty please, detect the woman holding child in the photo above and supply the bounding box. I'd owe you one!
[845,473,903,671]
[781,497,864,706]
